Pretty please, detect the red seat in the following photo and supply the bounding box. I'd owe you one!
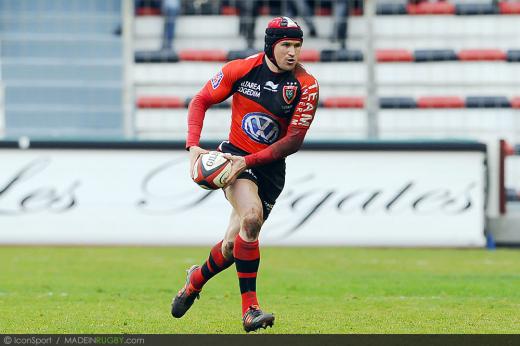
[417,96,465,108]
[220,6,238,15]
[351,8,363,16]
[259,5,270,15]
[136,7,161,16]
[376,49,413,62]
[499,1,520,14]
[323,97,365,108]
[502,140,516,156]
[299,49,320,62]
[178,49,227,62]
[511,97,520,109]
[137,96,184,108]
[458,49,507,61]
[407,2,455,14]
[315,7,332,16]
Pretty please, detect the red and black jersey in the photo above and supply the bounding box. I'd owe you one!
[186,52,319,167]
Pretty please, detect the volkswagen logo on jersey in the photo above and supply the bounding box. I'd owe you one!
[242,112,281,144]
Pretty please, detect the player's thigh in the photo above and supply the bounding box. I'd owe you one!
[224,178,264,240]
[224,178,263,220]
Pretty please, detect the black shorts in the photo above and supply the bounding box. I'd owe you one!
[218,141,285,220]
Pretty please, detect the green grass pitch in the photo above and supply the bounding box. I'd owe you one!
[1,247,519,334]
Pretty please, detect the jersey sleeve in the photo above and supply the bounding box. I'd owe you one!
[244,126,308,167]
[290,76,319,129]
[185,60,247,149]
[244,76,319,167]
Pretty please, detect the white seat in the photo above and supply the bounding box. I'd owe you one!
[379,109,520,143]
[134,62,520,98]
[135,108,367,140]
[134,15,520,51]
[135,107,520,144]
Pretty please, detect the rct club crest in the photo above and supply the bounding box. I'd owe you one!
[283,85,297,104]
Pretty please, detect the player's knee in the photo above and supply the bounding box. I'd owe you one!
[221,240,234,259]
[241,210,263,240]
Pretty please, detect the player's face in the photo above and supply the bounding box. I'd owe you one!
[274,40,302,71]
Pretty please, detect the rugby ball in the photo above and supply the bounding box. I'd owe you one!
[192,151,232,190]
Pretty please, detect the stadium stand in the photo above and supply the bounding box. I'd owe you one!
[133,2,520,143]
[0,0,124,138]
[0,0,518,143]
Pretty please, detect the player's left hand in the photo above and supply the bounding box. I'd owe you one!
[221,154,247,188]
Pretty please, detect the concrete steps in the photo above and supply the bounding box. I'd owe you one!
[0,0,124,138]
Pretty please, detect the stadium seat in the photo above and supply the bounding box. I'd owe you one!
[299,49,321,62]
[137,96,184,108]
[507,50,520,62]
[455,3,499,15]
[320,49,364,62]
[322,97,365,109]
[135,50,179,63]
[380,97,416,108]
[466,96,511,108]
[178,49,227,62]
[314,7,332,16]
[510,97,520,109]
[458,49,507,61]
[376,3,408,15]
[136,7,161,16]
[417,96,465,108]
[407,2,456,15]
[227,49,260,61]
[137,96,520,109]
[501,140,516,156]
[376,49,414,62]
[136,94,520,110]
[220,6,238,16]
[506,188,520,202]
[499,1,520,14]
[134,48,520,63]
[414,49,458,62]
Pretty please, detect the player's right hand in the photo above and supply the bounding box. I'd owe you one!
[188,146,209,177]
[221,153,247,188]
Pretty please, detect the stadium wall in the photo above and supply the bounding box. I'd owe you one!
[0,140,487,247]
[0,83,4,138]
